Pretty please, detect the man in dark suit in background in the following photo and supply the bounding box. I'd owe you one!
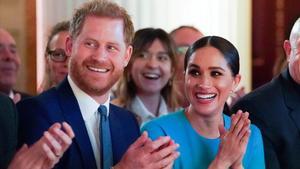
[232,17,300,169]
[17,1,179,169]
[0,93,73,169]
[0,93,18,169]
[0,28,31,103]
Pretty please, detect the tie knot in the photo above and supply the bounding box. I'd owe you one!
[98,105,108,117]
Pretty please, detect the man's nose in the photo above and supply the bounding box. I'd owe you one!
[0,47,15,61]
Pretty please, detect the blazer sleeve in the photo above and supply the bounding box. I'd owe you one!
[233,99,280,169]
[0,95,18,169]
[17,98,53,147]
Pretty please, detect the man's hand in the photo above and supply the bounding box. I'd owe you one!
[8,122,75,169]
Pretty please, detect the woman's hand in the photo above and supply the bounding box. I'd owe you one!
[209,110,250,169]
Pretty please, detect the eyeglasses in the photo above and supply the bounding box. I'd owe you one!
[176,45,189,56]
[138,51,170,62]
[47,48,69,62]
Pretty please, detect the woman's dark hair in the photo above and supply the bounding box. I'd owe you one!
[184,36,240,76]
[115,28,178,110]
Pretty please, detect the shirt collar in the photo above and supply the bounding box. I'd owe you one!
[8,90,14,99]
[286,68,300,93]
[68,75,110,120]
[131,95,169,122]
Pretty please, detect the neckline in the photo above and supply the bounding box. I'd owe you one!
[181,109,230,140]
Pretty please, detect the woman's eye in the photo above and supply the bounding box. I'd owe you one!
[188,69,200,76]
[157,54,170,62]
[211,71,222,76]
[139,52,149,58]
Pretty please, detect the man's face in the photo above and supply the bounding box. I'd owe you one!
[171,28,203,106]
[288,37,300,84]
[67,16,132,101]
[0,29,21,93]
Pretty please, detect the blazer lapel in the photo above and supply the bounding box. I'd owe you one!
[56,78,97,169]
[109,104,126,164]
[281,70,300,134]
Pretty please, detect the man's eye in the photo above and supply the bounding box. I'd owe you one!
[10,48,17,54]
[85,41,97,48]
[107,46,117,51]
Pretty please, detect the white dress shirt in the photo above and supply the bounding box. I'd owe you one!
[8,90,14,99]
[129,95,169,125]
[68,75,110,169]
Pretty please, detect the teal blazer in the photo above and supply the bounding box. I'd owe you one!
[0,93,18,169]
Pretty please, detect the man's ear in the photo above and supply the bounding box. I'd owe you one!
[123,45,133,67]
[283,40,292,61]
[65,36,73,56]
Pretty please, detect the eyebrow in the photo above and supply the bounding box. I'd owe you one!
[0,43,16,49]
[209,66,226,72]
[157,51,168,55]
[188,64,200,69]
[188,64,226,71]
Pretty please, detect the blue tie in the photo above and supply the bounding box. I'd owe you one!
[98,105,113,169]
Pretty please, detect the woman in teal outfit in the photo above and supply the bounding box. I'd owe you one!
[142,36,265,169]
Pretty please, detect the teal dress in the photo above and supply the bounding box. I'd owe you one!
[141,110,265,169]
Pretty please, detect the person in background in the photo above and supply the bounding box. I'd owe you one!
[17,1,179,169]
[0,93,74,169]
[0,28,31,103]
[142,36,265,169]
[113,28,179,125]
[38,21,70,93]
[170,26,204,108]
[232,17,300,169]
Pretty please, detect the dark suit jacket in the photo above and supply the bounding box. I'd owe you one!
[232,69,300,169]
[0,93,18,169]
[17,79,140,169]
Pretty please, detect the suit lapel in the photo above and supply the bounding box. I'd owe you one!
[109,104,126,164]
[281,70,300,134]
[57,79,97,169]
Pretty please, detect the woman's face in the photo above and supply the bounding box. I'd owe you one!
[47,31,69,86]
[130,39,172,95]
[185,46,240,116]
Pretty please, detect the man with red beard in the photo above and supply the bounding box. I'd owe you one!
[0,28,31,103]
[17,1,179,169]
